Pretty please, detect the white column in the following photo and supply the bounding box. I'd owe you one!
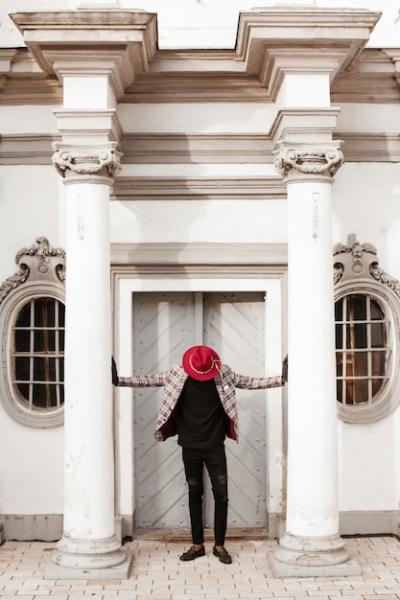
[47,146,130,576]
[269,143,361,576]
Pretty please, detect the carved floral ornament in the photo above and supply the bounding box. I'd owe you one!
[52,142,122,178]
[274,142,344,179]
[0,237,65,304]
[333,233,400,297]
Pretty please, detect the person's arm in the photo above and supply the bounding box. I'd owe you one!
[112,356,168,388]
[232,355,288,389]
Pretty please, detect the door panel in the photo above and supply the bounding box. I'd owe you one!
[203,292,266,527]
[133,292,196,527]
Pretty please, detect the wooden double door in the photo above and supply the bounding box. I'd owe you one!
[132,291,267,530]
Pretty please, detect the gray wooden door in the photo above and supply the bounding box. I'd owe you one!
[133,291,266,529]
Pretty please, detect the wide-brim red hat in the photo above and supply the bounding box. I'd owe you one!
[182,345,221,381]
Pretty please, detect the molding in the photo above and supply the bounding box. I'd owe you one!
[9,10,157,101]
[0,237,65,428]
[339,511,400,536]
[112,176,286,201]
[122,133,272,164]
[52,142,122,180]
[1,131,400,165]
[110,242,288,268]
[1,514,62,542]
[334,234,400,424]
[1,510,399,540]
[274,141,344,181]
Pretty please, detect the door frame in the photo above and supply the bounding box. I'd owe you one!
[111,242,288,538]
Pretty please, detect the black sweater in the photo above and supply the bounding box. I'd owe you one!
[173,376,226,448]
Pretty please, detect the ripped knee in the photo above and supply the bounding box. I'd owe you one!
[187,477,203,497]
[213,473,228,503]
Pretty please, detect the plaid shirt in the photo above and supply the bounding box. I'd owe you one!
[118,364,283,443]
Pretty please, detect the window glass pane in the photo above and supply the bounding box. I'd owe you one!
[345,379,368,404]
[15,357,30,381]
[59,360,64,382]
[17,383,29,402]
[346,324,367,349]
[33,358,57,382]
[371,351,386,377]
[336,352,343,376]
[345,380,355,404]
[352,352,368,377]
[371,298,384,320]
[34,330,56,352]
[346,294,367,321]
[15,302,31,327]
[58,303,65,327]
[60,386,64,405]
[354,380,369,403]
[34,297,56,327]
[14,329,30,352]
[371,323,386,348]
[32,384,48,408]
[372,378,385,397]
[50,385,58,408]
[335,298,343,321]
[59,329,65,351]
[336,380,343,403]
[335,324,343,349]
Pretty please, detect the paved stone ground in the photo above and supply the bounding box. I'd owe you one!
[1,536,400,600]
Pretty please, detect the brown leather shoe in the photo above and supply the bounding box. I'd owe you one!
[213,545,232,564]
[179,544,206,561]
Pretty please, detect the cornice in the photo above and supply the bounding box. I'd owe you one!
[111,176,286,201]
[1,132,399,165]
[0,46,398,105]
[110,242,288,267]
[8,11,157,100]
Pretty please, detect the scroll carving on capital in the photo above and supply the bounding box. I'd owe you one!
[274,142,344,179]
[52,142,122,179]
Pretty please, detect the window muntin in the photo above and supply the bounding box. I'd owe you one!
[12,297,65,411]
[335,293,389,405]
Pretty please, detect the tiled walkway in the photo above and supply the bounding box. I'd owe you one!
[1,536,400,600]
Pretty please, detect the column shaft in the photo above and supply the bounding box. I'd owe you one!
[286,180,338,537]
[63,182,114,541]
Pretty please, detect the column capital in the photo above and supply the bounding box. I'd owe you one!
[274,141,344,183]
[52,142,122,184]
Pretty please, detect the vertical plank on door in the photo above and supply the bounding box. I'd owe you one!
[203,292,267,528]
[132,292,196,528]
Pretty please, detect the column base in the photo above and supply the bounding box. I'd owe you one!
[268,532,361,577]
[44,548,132,580]
[268,550,361,577]
[43,534,132,579]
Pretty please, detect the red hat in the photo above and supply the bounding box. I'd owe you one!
[182,345,221,381]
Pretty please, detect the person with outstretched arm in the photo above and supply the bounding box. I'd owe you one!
[112,345,288,564]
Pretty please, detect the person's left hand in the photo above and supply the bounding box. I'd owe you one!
[282,354,288,384]
[111,356,119,386]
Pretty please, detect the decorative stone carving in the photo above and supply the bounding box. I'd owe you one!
[333,233,400,297]
[275,143,343,179]
[0,237,65,304]
[52,143,122,178]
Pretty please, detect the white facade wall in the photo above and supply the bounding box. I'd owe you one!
[0,92,400,514]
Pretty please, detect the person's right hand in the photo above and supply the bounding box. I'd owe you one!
[111,356,119,386]
[282,354,288,384]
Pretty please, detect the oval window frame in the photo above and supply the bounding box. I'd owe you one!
[334,279,400,424]
[1,280,65,428]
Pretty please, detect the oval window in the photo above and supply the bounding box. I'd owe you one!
[335,293,389,405]
[12,297,65,411]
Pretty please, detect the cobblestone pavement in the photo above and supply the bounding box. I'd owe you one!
[1,536,400,600]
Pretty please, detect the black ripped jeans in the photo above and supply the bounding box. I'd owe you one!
[181,443,228,546]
